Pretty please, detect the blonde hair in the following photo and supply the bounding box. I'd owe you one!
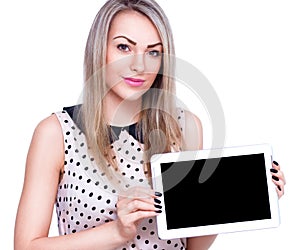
[79,0,183,183]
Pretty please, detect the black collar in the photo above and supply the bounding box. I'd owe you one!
[109,123,143,143]
[63,105,144,144]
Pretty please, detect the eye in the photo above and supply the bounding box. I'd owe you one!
[117,44,130,52]
[147,50,161,57]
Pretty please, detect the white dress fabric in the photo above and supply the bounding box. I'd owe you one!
[54,108,186,250]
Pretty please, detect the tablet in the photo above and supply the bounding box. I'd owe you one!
[150,144,280,239]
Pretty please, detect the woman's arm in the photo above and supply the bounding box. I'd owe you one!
[13,115,132,250]
[182,111,218,250]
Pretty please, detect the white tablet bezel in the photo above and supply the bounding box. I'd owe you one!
[150,144,280,239]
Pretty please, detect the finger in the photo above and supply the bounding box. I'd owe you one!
[270,168,286,185]
[128,199,161,213]
[272,160,281,170]
[272,178,284,197]
[117,197,162,216]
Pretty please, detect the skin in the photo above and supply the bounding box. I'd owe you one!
[14,10,285,250]
[104,10,163,126]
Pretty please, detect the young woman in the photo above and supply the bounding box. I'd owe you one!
[14,0,286,249]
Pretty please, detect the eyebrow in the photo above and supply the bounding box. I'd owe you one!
[113,35,162,48]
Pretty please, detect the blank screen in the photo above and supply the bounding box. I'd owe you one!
[161,153,271,230]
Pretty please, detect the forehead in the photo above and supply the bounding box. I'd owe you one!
[108,10,161,44]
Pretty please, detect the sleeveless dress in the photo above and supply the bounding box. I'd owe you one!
[54,106,186,250]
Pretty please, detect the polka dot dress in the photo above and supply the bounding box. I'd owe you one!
[54,108,186,249]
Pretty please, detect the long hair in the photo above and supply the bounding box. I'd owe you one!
[79,0,183,183]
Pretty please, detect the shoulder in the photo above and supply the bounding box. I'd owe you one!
[29,114,64,170]
[181,110,203,150]
[34,113,63,139]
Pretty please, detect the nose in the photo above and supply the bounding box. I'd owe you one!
[130,53,145,73]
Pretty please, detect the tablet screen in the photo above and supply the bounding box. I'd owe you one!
[161,153,271,230]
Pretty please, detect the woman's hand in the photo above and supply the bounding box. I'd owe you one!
[270,161,286,199]
[116,187,162,240]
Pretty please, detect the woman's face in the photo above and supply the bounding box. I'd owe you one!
[105,10,163,102]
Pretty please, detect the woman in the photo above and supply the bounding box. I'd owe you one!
[14,0,285,249]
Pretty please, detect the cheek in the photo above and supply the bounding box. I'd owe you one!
[145,58,162,74]
[105,57,130,87]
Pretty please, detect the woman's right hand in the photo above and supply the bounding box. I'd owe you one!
[116,187,162,240]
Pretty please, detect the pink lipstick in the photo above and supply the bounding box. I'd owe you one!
[123,77,145,87]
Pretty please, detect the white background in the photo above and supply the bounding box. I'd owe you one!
[1,0,299,249]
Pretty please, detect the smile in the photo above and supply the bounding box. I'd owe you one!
[123,77,145,87]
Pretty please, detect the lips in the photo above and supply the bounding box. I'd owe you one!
[123,77,145,87]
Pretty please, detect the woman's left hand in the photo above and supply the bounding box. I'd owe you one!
[270,161,286,199]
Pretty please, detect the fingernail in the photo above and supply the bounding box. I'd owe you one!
[155,210,162,213]
[273,161,279,166]
[272,176,279,181]
[154,204,162,209]
[277,185,282,191]
[270,168,278,173]
[155,191,162,197]
[154,198,161,204]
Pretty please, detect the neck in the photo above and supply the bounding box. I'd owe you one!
[103,91,142,126]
